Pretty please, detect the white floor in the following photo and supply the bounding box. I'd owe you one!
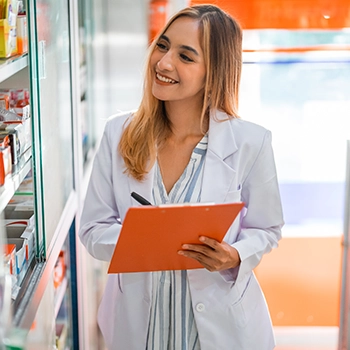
[274,327,339,349]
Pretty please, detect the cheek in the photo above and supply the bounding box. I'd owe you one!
[150,50,163,67]
[149,53,158,70]
[195,67,206,87]
[197,71,206,90]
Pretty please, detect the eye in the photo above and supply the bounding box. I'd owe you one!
[180,53,194,62]
[156,42,168,51]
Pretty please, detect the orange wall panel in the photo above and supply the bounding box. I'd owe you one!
[190,0,350,29]
[255,236,342,327]
[149,0,169,44]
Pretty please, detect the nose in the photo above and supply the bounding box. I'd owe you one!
[157,51,174,71]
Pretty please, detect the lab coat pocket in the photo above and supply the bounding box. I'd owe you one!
[230,274,258,328]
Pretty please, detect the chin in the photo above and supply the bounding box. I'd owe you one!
[151,89,167,102]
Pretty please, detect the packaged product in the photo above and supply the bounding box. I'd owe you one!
[0,0,18,58]
[16,14,27,54]
[0,134,12,185]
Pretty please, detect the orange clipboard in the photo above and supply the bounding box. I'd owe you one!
[108,202,245,273]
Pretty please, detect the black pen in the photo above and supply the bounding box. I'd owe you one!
[131,192,152,206]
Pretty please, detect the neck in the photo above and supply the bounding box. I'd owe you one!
[164,100,208,138]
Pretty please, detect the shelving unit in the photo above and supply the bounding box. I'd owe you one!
[0,55,28,83]
[0,157,31,214]
[0,0,132,347]
[0,0,98,348]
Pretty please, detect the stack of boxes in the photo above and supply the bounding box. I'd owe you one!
[3,172,35,295]
[0,88,33,294]
[0,88,31,184]
[0,0,28,58]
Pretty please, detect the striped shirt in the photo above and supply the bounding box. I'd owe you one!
[146,134,208,350]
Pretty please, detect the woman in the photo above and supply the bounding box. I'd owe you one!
[79,4,284,350]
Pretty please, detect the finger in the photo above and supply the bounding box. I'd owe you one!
[181,243,214,255]
[198,236,220,250]
[179,247,220,266]
[178,250,217,271]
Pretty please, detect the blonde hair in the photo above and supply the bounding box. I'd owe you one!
[119,4,242,181]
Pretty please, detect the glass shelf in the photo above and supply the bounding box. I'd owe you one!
[0,54,29,83]
[0,153,32,213]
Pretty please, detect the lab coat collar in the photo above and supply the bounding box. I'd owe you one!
[207,109,238,159]
[200,109,238,203]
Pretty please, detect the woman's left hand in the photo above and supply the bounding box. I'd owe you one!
[178,236,241,272]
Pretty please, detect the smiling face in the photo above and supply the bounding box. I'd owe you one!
[150,16,206,108]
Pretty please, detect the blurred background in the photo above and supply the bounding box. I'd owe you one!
[0,0,349,349]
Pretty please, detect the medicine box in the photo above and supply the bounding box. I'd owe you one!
[6,222,35,262]
[5,206,35,252]
[0,134,12,186]
[16,14,27,54]
[3,243,15,275]
[6,236,26,278]
[0,0,18,58]
[0,120,32,167]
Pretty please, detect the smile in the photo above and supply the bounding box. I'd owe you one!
[156,73,177,84]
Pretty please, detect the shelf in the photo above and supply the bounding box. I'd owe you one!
[0,54,29,84]
[0,154,32,213]
[12,189,76,329]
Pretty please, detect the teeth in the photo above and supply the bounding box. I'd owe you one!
[156,73,176,84]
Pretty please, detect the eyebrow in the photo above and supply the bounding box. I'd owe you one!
[160,34,200,56]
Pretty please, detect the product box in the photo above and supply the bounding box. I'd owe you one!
[6,220,35,262]
[3,117,31,149]
[6,221,35,287]
[0,134,12,185]
[0,0,18,58]
[0,93,9,109]
[0,88,30,110]
[53,251,66,289]
[13,103,30,119]
[4,203,35,285]
[0,119,32,166]
[0,127,19,165]
[6,237,25,277]
[16,14,26,54]
[4,206,35,238]
[3,243,15,275]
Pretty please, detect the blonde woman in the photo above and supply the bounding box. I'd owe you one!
[79,4,284,350]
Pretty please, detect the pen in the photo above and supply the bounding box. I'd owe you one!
[131,192,152,206]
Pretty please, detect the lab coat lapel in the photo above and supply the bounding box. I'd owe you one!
[201,110,238,203]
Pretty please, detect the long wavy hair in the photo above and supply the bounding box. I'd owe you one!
[119,4,242,181]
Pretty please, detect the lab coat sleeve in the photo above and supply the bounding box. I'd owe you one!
[225,130,284,283]
[79,121,122,262]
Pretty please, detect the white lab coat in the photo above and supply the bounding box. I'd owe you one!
[79,110,284,350]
